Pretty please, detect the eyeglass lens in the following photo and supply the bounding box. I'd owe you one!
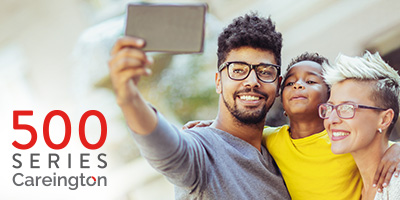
[228,63,277,82]
[319,104,355,119]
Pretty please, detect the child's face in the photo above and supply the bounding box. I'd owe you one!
[281,61,329,118]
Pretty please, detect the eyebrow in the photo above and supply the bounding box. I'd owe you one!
[327,100,357,105]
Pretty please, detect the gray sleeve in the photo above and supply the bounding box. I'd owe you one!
[131,111,207,190]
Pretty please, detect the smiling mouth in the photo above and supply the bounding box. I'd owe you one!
[333,132,350,137]
[239,95,261,101]
[331,131,350,141]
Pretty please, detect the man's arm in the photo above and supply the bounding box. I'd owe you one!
[108,37,156,135]
[132,110,207,189]
[108,36,206,189]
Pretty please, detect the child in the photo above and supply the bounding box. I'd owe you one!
[263,52,360,199]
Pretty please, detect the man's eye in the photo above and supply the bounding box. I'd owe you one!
[233,69,244,73]
[260,71,272,75]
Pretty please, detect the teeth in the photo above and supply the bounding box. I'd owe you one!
[333,132,349,137]
[240,95,260,101]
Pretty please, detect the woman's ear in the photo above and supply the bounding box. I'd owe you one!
[215,72,222,94]
[378,108,395,131]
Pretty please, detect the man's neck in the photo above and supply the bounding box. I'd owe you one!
[211,115,264,151]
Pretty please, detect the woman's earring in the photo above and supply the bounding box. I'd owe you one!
[378,128,382,133]
[283,111,287,117]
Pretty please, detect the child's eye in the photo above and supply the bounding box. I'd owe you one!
[285,82,294,86]
[306,80,316,84]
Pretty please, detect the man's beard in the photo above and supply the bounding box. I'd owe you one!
[222,88,269,125]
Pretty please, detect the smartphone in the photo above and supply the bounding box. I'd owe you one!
[125,3,207,53]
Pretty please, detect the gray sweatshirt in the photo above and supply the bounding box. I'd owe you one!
[132,112,290,200]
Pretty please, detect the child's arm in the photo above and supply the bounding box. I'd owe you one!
[182,120,213,130]
[373,142,400,192]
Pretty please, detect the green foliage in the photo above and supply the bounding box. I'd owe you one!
[156,53,218,123]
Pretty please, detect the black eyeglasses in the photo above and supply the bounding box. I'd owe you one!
[318,103,387,119]
[218,61,280,83]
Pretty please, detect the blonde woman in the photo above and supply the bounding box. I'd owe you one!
[321,51,400,199]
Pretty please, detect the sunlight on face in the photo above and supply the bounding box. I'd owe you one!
[324,79,382,154]
[282,61,329,118]
[218,47,279,124]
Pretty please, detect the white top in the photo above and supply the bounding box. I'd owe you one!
[374,175,400,200]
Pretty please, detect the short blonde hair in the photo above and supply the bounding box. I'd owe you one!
[323,51,400,134]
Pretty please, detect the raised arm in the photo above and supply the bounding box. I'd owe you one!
[108,36,156,135]
[108,37,207,189]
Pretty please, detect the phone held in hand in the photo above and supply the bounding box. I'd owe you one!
[125,3,207,54]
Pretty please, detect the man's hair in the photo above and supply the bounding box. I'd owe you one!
[323,51,400,135]
[281,52,330,97]
[217,13,282,67]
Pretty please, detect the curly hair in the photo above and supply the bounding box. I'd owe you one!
[286,52,329,72]
[217,12,283,67]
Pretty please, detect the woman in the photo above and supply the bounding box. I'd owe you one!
[320,51,400,199]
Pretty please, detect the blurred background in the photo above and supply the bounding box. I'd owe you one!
[1,0,400,199]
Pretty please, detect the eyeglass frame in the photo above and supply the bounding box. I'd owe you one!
[218,61,281,83]
[318,102,387,119]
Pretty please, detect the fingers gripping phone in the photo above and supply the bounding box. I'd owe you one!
[125,3,207,53]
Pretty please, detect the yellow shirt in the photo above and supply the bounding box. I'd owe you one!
[263,125,362,200]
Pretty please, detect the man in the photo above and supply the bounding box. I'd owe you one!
[108,13,290,199]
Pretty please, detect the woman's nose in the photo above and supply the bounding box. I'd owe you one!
[326,108,341,124]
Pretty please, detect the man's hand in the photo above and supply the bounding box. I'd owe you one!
[108,36,153,107]
[373,142,400,192]
[108,36,157,135]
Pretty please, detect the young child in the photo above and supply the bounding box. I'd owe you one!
[263,52,361,199]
